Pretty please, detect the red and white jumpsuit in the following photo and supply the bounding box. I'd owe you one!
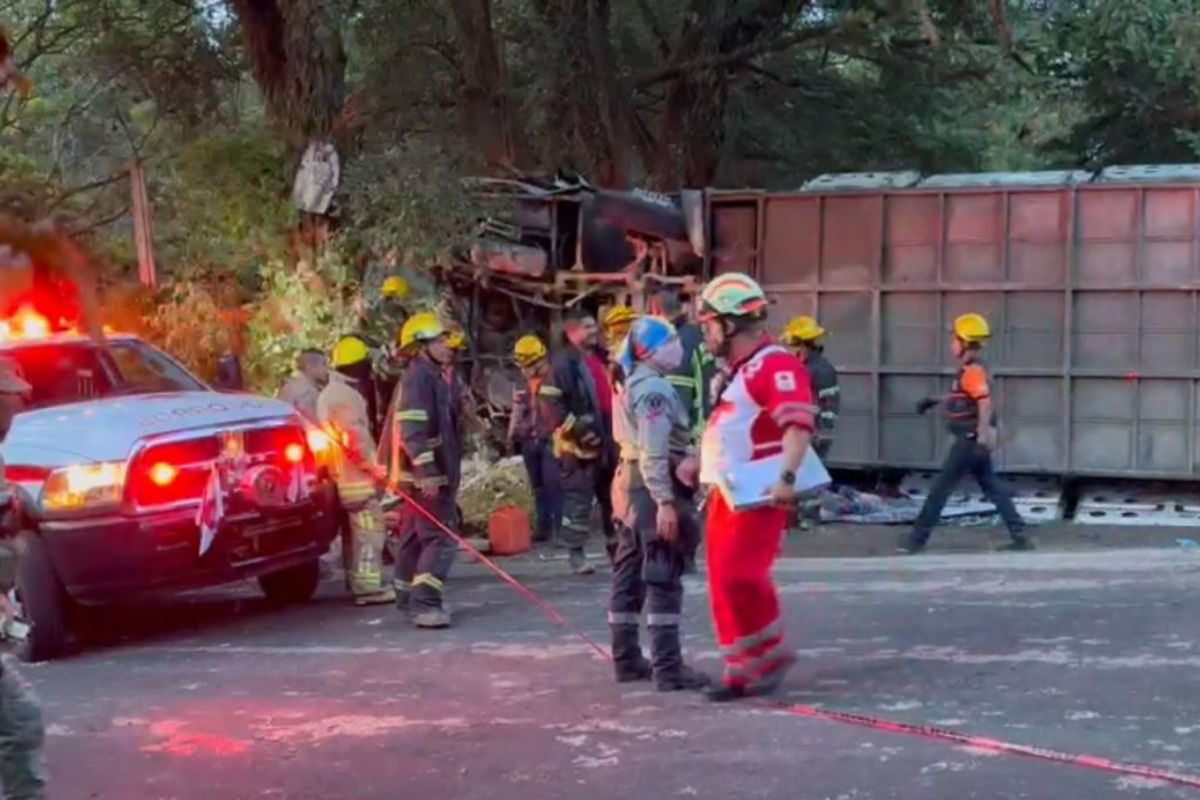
[700,340,815,689]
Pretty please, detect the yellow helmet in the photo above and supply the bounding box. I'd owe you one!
[782,315,825,346]
[513,334,548,368]
[332,335,370,368]
[381,276,410,300]
[447,329,467,351]
[399,311,446,350]
[602,305,638,332]
[953,312,991,344]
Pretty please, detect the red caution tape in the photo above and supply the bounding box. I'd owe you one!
[387,490,612,664]
[774,703,1200,790]
[387,491,1200,790]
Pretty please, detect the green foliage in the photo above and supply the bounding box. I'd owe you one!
[243,253,363,393]
[151,126,294,282]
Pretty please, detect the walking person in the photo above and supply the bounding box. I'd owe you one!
[900,313,1031,555]
[695,273,817,702]
[607,318,709,692]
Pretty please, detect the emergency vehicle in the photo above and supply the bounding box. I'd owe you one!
[0,306,339,661]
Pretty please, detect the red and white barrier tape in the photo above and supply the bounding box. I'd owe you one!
[387,491,1200,791]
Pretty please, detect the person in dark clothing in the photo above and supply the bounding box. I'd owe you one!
[781,316,839,461]
[390,312,465,627]
[649,287,716,442]
[900,313,1031,555]
[608,317,708,692]
[551,311,610,572]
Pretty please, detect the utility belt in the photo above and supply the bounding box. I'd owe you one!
[617,457,697,502]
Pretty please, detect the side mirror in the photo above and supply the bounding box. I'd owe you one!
[214,353,245,392]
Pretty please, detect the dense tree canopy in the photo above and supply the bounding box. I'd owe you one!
[0,0,1194,282]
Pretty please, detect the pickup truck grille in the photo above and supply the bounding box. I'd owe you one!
[127,422,311,510]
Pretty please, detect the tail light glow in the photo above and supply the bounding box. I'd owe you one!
[283,443,305,464]
[148,462,179,487]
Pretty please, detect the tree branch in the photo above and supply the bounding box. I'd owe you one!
[635,22,843,88]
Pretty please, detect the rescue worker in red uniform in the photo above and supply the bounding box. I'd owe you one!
[901,313,1030,554]
[696,273,817,702]
[390,312,464,628]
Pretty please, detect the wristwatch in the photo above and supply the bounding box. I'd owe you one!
[779,469,796,485]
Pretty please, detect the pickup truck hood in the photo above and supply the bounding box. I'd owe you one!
[4,392,298,465]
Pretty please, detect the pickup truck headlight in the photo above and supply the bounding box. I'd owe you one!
[42,462,127,512]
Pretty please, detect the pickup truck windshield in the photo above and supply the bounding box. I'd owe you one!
[4,340,205,409]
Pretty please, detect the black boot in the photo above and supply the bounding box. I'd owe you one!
[997,535,1034,552]
[611,624,651,683]
[649,625,709,692]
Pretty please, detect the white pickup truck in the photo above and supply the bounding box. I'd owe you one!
[0,327,338,660]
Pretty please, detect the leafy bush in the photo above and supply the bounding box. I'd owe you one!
[243,252,363,393]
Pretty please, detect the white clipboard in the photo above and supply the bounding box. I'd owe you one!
[714,447,831,511]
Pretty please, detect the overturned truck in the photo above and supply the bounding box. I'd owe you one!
[452,166,1200,481]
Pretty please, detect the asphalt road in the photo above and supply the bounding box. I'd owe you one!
[26,540,1200,800]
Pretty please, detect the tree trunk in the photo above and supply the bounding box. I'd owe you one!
[537,0,632,187]
[449,0,520,171]
[228,0,346,146]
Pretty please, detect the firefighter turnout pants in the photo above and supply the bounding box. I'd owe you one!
[393,487,459,611]
[608,483,700,686]
[705,490,793,690]
[344,497,387,597]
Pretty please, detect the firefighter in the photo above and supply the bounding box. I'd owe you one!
[551,312,610,574]
[608,318,709,692]
[391,312,463,628]
[901,313,1031,555]
[277,348,329,425]
[508,335,563,544]
[601,305,638,367]
[369,276,412,432]
[330,333,382,441]
[649,287,716,441]
[696,273,816,702]
[781,316,839,461]
[319,338,395,606]
[0,358,46,800]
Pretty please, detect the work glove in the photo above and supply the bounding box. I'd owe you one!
[915,397,939,415]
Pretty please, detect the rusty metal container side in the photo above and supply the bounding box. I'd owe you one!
[705,167,1200,479]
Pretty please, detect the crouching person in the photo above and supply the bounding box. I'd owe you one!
[607,319,708,692]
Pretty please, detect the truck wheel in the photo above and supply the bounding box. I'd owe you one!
[13,531,70,662]
[257,559,321,604]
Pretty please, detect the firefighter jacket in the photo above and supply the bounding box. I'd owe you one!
[550,345,607,460]
[664,320,716,439]
[509,374,568,444]
[944,358,997,437]
[277,373,321,426]
[317,373,380,506]
[804,349,840,441]
[613,363,692,509]
[392,355,463,491]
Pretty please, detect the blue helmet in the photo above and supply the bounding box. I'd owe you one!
[618,316,678,376]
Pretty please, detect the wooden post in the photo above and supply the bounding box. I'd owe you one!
[129,160,157,288]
